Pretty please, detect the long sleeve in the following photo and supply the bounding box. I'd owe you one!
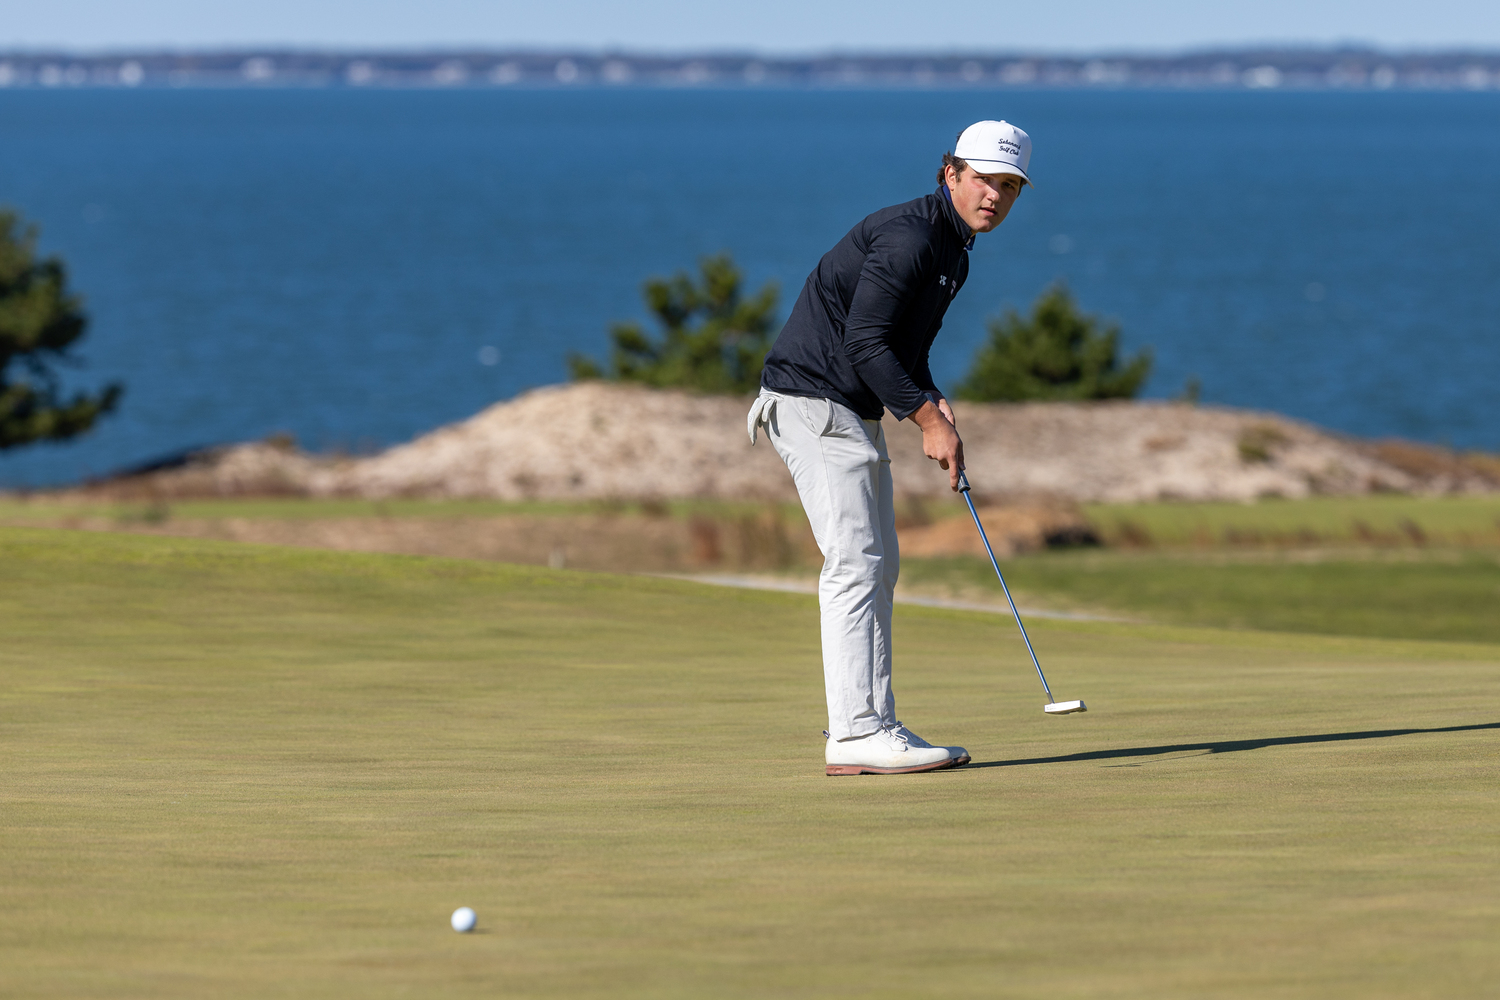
[841,220,936,420]
[912,347,940,397]
[760,189,967,421]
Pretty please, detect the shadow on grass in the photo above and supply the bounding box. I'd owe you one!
[969,722,1500,769]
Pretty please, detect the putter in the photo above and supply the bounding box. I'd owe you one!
[957,470,1087,715]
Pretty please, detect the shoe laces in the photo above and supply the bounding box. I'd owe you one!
[882,723,911,746]
[825,726,913,749]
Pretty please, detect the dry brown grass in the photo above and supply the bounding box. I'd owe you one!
[899,500,1098,557]
[1366,439,1500,487]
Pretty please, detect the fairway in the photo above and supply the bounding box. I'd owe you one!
[3,528,1499,998]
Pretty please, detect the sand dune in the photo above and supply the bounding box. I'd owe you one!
[76,382,1500,503]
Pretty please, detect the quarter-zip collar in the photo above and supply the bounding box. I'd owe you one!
[937,184,976,251]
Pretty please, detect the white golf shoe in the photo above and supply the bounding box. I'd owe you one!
[825,724,969,776]
[889,723,970,768]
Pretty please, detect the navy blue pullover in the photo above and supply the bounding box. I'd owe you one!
[760,186,972,421]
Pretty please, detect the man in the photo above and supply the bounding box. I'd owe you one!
[747,120,1033,776]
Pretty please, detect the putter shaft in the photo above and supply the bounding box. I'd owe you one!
[957,470,1056,704]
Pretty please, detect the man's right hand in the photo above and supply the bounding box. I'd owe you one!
[910,400,965,491]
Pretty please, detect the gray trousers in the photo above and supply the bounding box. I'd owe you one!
[748,390,898,740]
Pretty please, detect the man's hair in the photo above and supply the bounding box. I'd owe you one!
[937,151,969,184]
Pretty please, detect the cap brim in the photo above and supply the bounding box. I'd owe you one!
[966,161,1033,187]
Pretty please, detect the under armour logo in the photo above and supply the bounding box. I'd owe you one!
[938,275,947,286]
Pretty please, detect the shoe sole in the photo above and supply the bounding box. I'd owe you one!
[826,753,969,776]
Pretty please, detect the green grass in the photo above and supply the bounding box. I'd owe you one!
[5,493,1496,546]
[7,492,1498,644]
[0,495,806,523]
[4,528,1500,998]
[1083,494,1500,548]
[902,549,1500,643]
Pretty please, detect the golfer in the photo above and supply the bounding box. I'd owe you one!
[748,120,1033,775]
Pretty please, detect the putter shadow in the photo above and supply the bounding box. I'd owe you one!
[966,721,1500,769]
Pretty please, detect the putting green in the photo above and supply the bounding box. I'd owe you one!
[3,528,1498,999]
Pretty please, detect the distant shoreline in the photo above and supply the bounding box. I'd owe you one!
[2,46,1499,91]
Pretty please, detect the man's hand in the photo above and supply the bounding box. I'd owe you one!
[910,399,965,491]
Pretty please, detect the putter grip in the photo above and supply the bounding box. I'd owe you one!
[957,470,972,493]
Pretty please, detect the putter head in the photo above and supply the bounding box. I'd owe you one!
[1044,700,1087,715]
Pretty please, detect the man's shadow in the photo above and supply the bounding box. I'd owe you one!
[967,721,1500,769]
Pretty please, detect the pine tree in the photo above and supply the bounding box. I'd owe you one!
[569,253,778,395]
[957,284,1151,402]
[0,209,121,450]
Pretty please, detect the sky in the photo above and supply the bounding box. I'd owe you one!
[4,0,1500,54]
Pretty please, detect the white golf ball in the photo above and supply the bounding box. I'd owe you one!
[451,906,477,933]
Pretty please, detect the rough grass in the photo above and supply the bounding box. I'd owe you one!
[1083,495,1500,549]
[5,494,1498,642]
[0,495,806,523]
[901,548,1500,644]
[3,527,1499,998]
[3,493,1496,545]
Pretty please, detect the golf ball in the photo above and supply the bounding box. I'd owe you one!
[451,907,477,933]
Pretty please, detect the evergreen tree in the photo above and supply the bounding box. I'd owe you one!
[0,209,121,450]
[569,253,778,395]
[957,284,1151,402]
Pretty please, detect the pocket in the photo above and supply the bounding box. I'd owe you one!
[822,398,871,439]
[795,396,832,437]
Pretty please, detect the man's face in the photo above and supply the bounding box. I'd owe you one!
[944,165,1023,234]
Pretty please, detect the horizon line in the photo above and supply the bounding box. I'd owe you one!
[5,42,1500,60]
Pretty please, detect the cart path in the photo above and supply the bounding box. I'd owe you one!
[656,573,1132,622]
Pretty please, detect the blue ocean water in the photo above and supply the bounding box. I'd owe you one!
[0,87,1497,487]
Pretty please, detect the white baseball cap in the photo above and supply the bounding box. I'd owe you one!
[954,120,1033,187]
